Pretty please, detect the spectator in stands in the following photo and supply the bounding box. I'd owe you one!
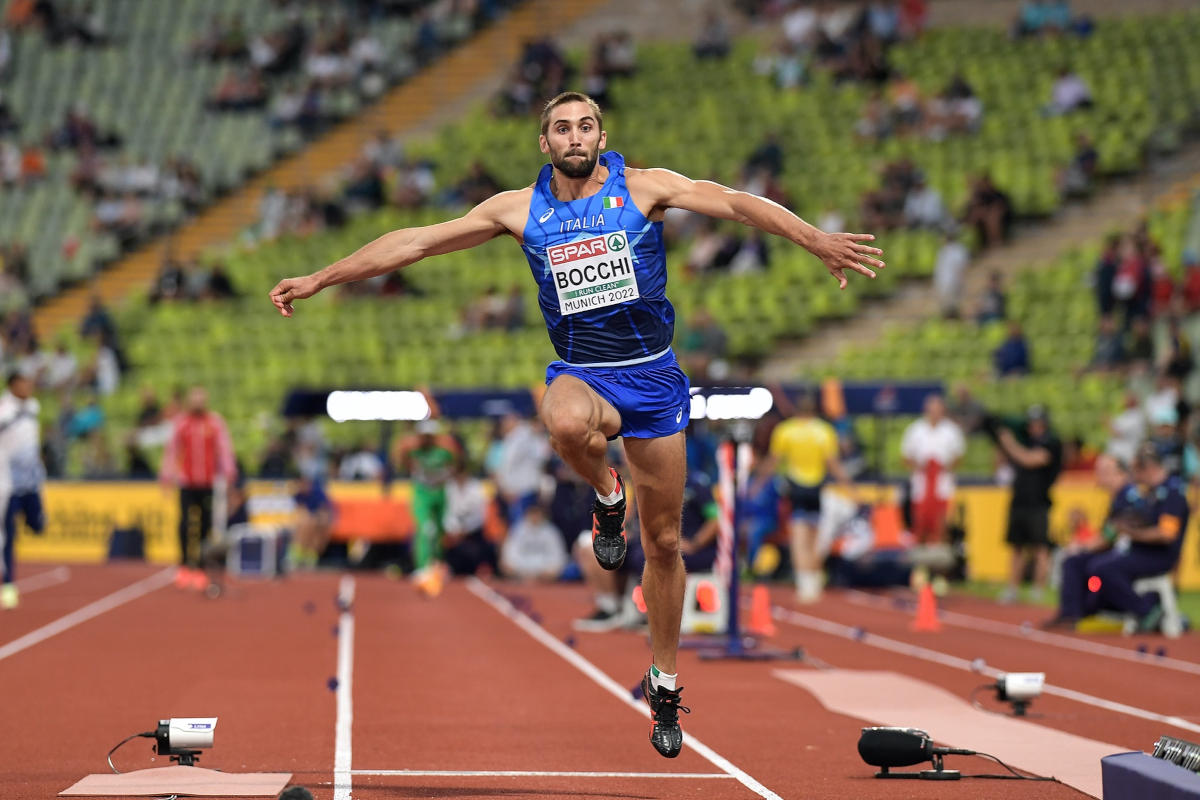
[744,133,784,180]
[452,161,502,207]
[1092,234,1121,318]
[442,461,498,576]
[1046,66,1093,115]
[1180,252,1200,315]
[160,386,236,590]
[208,67,268,111]
[677,309,729,381]
[1148,245,1175,318]
[499,503,566,582]
[1113,234,1149,325]
[0,90,17,134]
[1162,316,1193,381]
[694,9,732,60]
[1059,132,1097,198]
[933,229,969,318]
[1015,0,1072,38]
[900,393,965,544]
[854,90,892,142]
[993,320,1031,376]
[904,175,948,230]
[963,173,1012,248]
[1106,390,1145,467]
[41,340,77,393]
[288,471,334,569]
[927,73,983,137]
[986,405,1062,604]
[1086,313,1126,372]
[1125,316,1154,370]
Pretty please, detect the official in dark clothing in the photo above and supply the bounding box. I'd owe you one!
[988,405,1063,603]
[1049,454,1143,627]
[1090,444,1187,632]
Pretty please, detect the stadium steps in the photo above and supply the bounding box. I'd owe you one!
[31,0,609,340]
[759,139,1200,380]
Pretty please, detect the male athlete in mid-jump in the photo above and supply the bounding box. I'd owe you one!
[270,92,884,758]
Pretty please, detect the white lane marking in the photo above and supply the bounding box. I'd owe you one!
[842,589,1200,676]
[14,566,71,594]
[0,569,173,662]
[333,576,356,800]
[775,605,1200,735]
[352,770,734,779]
[466,577,783,800]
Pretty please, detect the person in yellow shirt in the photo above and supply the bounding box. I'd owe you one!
[760,393,848,603]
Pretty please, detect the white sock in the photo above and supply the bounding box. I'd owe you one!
[649,664,677,692]
[596,471,623,506]
[596,594,619,614]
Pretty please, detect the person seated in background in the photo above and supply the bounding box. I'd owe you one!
[499,503,567,583]
[442,461,498,577]
[963,174,1013,248]
[573,471,720,631]
[993,320,1031,376]
[1048,446,1186,632]
[288,472,333,569]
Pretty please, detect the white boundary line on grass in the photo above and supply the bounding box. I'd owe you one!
[0,568,173,662]
[466,577,783,800]
[774,605,1200,735]
[333,575,356,800]
[841,589,1200,676]
[352,770,734,779]
[15,566,71,595]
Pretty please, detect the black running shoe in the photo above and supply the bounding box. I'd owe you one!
[591,468,626,571]
[640,669,690,758]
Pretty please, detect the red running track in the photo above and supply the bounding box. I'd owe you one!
[2,565,1197,799]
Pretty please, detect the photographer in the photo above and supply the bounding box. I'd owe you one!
[984,405,1062,604]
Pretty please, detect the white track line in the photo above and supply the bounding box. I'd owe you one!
[775,606,1200,735]
[333,576,356,800]
[466,577,783,800]
[841,589,1200,676]
[14,566,71,595]
[0,568,173,662]
[352,770,734,779]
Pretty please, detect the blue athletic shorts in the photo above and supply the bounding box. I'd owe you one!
[545,349,690,440]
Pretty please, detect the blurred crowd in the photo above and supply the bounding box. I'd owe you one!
[0,0,514,317]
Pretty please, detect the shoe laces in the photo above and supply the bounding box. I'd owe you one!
[651,686,691,723]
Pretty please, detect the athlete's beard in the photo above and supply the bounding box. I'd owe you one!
[551,145,599,179]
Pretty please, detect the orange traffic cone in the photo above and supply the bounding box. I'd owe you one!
[910,583,942,632]
[747,585,777,637]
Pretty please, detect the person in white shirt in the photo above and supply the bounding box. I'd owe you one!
[490,413,552,523]
[0,372,45,608]
[1106,391,1146,467]
[500,504,567,582]
[442,464,497,576]
[900,394,965,543]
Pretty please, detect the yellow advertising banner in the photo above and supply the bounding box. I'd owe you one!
[15,480,1200,589]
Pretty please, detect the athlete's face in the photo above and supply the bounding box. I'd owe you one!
[540,102,606,179]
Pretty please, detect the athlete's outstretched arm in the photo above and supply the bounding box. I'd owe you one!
[269,190,525,316]
[634,168,884,290]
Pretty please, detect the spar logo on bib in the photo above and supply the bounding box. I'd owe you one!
[547,231,639,316]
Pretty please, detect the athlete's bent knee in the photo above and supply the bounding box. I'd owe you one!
[544,406,594,449]
[642,527,682,565]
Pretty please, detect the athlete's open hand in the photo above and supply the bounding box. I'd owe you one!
[810,232,885,290]
[269,275,320,317]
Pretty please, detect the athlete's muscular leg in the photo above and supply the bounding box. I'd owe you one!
[623,432,686,675]
[540,375,623,494]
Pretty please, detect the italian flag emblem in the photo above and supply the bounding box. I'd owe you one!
[602,196,624,209]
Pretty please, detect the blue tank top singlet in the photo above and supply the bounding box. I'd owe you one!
[521,151,675,367]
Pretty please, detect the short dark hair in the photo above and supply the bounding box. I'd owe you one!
[540,92,603,137]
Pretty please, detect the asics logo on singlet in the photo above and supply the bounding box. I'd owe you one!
[538,208,555,223]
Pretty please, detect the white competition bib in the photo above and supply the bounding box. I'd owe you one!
[547,231,639,316]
